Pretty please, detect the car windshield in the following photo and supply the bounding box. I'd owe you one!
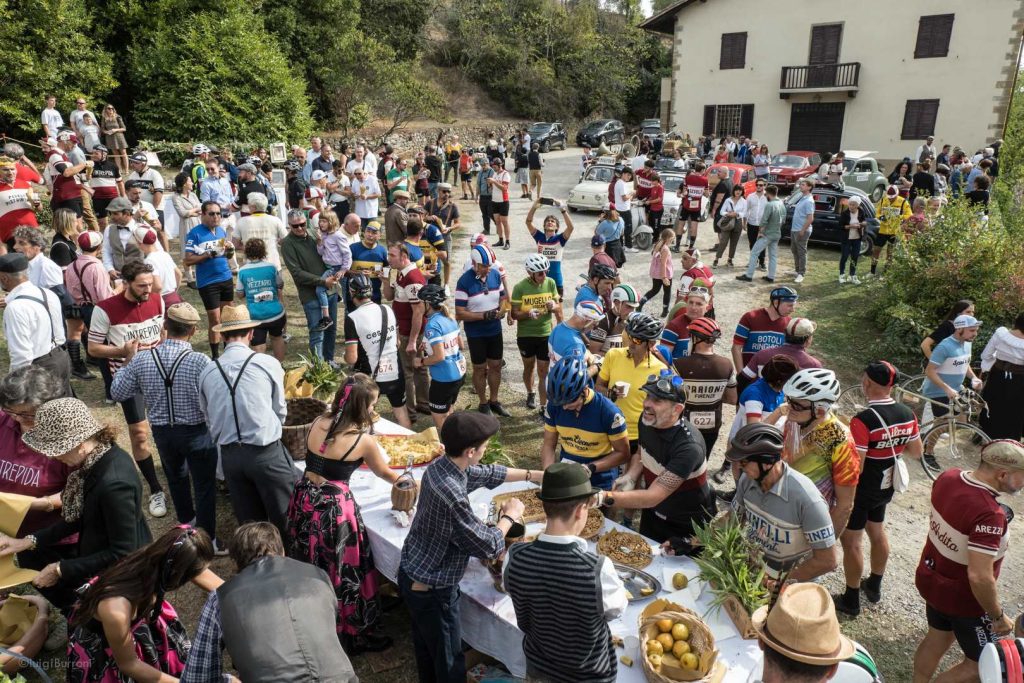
[585,166,614,183]
[584,121,611,132]
[662,175,684,192]
[842,159,857,172]
[771,155,808,168]
[642,127,661,135]
[529,124,551,135]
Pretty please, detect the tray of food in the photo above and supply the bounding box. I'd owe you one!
[597,529,654,569]
[615,563,662,602]
[490,488,546,523]
[522,508,604,543]
[367,428,444,469]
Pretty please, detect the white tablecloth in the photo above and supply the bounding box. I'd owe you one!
[343,438,763,681]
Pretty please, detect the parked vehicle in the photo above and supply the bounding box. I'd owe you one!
[527,122,567,152]
[567,162,633,211]
[766,151,822,191]
[781,185,879,256]
[576,119,626,147]
[658,172,709,228]
[708,163,758,197]
[640,118,663,130]
[838,151,888,202]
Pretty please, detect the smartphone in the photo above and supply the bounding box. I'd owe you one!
[539,197,558,206]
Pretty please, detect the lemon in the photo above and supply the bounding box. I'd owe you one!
[672,640,690,658]
[680,652,699,670]
[656,618,674,633]
[672,622,689,641]
[646,639,664,656]
[672,572,688,590]
[648,653,663,669]
[656,633,675,652]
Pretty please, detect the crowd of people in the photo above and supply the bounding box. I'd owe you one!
[0,98,1020,682]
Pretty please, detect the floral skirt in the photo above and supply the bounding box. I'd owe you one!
[68,600,189,682]
[286,477,381,637]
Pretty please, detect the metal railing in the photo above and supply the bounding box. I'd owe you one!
[780,62,860,90]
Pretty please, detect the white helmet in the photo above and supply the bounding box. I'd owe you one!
[783,368,840,406]
[524,253,550,274]
[192,143,210,155]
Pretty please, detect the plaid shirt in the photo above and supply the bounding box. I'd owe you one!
[400,456,508,587]
[179,592,231,683]
[109,339,211,426]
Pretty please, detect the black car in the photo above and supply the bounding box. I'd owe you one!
[527,122,566,152]
[576,119,626,147]
[781,186,879,256]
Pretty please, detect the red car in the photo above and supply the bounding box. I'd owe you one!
[708,163,758,197]
[767,151,822,191]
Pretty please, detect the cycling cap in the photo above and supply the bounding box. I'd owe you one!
[625,312,664,341]
[784,368,840,404]
[347,274,373,298]
[364,220,381,233]
[760,354,800,385]
[886,185,899,197]
[546,354,589,406]
[864,361,897,388]
[56,131,77,143]
[524,253,550,274]
[589,263,617,281]
[192,143,210,155]
[641,368,686,403]
[470,244,494,266]
[574,299,605,322]
[683,247,701,260]
[611,284,640,306]
[769,286,799,302]
[93,145,109,154]
[417,283,447,307]
[980,440,1024,472]
[687,317,721,341]
[785,317,816,339]
[246,156,262,166]
[686,286,711,303]
[725,423,785,463]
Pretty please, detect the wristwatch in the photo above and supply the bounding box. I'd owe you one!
[26,534,37,550]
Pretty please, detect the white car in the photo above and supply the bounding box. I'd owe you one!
[567,164,632,211]
[656,172,708,227]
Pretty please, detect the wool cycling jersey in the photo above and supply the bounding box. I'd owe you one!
[454,268,505,338]
[511,277,559,339]
[921,336,972,398]
[349,241,387,300]
[344,301,400,383]
[638,417,715,528]
[877,195,912,236]
[661,313,696,361]
[532,231,568,287]
[681,173,708,213]
[788,414,860,506]
[673,353,737,432]
[418,224,446,279]
[733,308,790,367]
[235,261,284,322]
[422,312,466,382]
[548,322,590,362]
[544,389,628,459]
[849,398,919,493]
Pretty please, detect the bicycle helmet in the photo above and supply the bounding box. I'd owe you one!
[574,299,605,323]
[589,263,617,281]
[625,312,663,341]
[611,284,640,307]
[979,638,1024,683]
[192,143,210,155]
[725,423,785,474]
[470,244,494,266]
[246,156,262,166]
[546,353,590,407]
[524,253,550,274]
[769,286,799,302]
[284,160,301,172]
[687,317,721,342]
[783,368,841,407]
[348,274,373,299]
[417,284,447,307]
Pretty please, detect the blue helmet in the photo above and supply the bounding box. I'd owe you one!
[546,353,590,407]
[470,244,494,266]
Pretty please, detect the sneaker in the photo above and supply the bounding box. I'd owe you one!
[758,263,767,271]
[839,274,848,284]
[727,260,734,267]
[832,593,861,618]
[72,365,95,380]
[212,538,230,556]
[923,453,941,471]
[495,238,505,247]
[489,402,512,417]
[712,259,719,267]
[149,491,167,518]
[526,392,537,409]
[851,275,861,285]
[103,397,116,405]
[761,277,775,283]
[282,333,292,342]
[314,317,334,331]
[503,241,510,250]
[794,274,804,283]
[478,403,493,416]
[860,578,882,604]
[735,274,753,282]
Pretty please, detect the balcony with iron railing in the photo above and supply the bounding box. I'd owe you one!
[779,62,860,98]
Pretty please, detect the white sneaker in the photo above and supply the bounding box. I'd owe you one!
[627,247,640,253]
[851,275,861,285]
[838,274,847,284]
[794,274,804,284]
[149,491,168,518]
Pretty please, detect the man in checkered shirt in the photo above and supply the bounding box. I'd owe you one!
[398,411,539,683]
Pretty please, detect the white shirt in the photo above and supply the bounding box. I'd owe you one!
[4,280,66,368]
[41,107,63,136]
[327,172,351,205]
[69,109,95,134]
[501,533,628,620]
[745,192,767,225]
[346,157,377,178]
[613,179,631,212]
[79,124,102,152]
[27,254,64,288]
[490,170,510,201]
[235,213,288,270]
[145,250,179,295]
[351,176,381,219]
[127,168,165,205]
[980,327,1024,371]
[722,196,748,220]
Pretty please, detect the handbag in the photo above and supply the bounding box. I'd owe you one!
[869,407,910,493]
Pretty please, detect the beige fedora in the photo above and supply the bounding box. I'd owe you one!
[212,304,260,333]
[751,583,855,666]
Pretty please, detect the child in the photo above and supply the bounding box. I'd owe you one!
[641,228,675,318]
[314,211,352,330]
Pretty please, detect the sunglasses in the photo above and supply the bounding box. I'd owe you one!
[787,398,812,411]
[646,371,684,393]
[290,222,307,228]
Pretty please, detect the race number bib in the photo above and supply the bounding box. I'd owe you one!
[456,357,467,375]
[377,355,397,377]
[541,245,560,258]
[254,291,273,303]
[687,410,717,429]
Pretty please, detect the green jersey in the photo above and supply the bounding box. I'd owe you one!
[386,168,412,202]
[511,276,560,338]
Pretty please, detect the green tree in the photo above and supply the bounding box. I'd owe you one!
[359,0,434,61]
[129,5,313,141]
[0,0,117,136]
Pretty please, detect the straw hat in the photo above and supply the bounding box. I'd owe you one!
[212,304,259,333]
[22,398,103,459]
[751,583,855,666]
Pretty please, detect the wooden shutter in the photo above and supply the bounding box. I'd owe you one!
[703,106,716,136]
[809,24,842,64]
[914,15,954,58]
[901,100,940,139]
[740,105,755,137]
[719,32,747,70]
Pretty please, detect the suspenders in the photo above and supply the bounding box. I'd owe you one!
[213,353,261,444]
[151,347,195,426]
[18,287,58,350]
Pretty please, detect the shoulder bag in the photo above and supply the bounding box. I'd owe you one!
[868,407,910,493]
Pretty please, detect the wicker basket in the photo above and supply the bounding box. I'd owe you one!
[638,602,718,682]
[281,397,328,461]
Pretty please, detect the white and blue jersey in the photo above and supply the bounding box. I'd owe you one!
[423,312,466,382]
[455,268,505,338]
[921,336,972,398]
[574,283,600,308]
[549,321,589,362]
[235,261,284,321]
[532,231,568,287]
[185,225,233,288]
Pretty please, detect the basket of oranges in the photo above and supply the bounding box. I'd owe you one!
[638,599,719,682]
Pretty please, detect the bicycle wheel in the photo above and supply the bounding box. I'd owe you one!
[835,384,870,424]
[920,421,990,482]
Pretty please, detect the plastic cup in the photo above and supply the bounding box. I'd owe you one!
[615,381,631,398]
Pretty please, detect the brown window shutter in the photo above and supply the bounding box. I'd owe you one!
[901,99,940,139]
[915,15,954,58]
[720,33,747,70]
[740,105,755,137]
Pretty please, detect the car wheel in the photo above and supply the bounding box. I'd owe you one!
[859,235,874,257]
[542,140,550,153]
[633,231,654,250]
[870,185,884,203]
[568,205,578,212]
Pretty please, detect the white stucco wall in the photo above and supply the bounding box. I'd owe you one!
[663,0,1023,162]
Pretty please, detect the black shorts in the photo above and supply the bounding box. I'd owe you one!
[516,336,550,362]
[679,208,703,222]
[376,373,407,409]
[847,486,895,531]
[416,185,430,197]
[931,395,951,419]
[460,173,472,182]
[251,315,286,346]
[875,233,897,247]
[467,334,503,365]
[429,378,464,413]
[93,197,114,218]
[198,279,235,311]
[925,604,995,661]
[119,391,147,425]
[491,201,510,217]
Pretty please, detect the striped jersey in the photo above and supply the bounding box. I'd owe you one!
[88,293,165,374]
[349,241,387,300]
[733,308,789,366]
[454,268,505,338]
[0,179,39,241]
[87,160,121,199]
[543,389,628,459]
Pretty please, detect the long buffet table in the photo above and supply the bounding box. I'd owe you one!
[342,419,763,681]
